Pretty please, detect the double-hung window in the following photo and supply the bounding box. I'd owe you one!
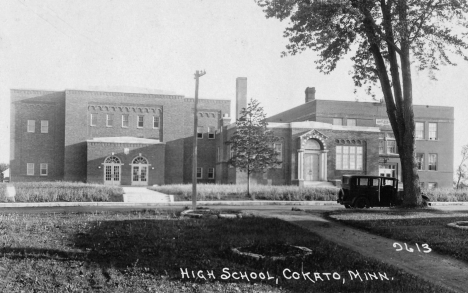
[347,119,356,126]
[196,167,202,179]
[27,120,35,133]
[208,168,215,179]
[429,123,437,140]
[153,116,160,128]
[122,114,129,128]
[41,120,49,133]
[106,114,114,127]
[333,118,343,126]
[415,122,424,139]
[416,153,424,170]
[90,114,97,126]
[387,141,397,154]
[274,143,283,167]
[40,163,48,176]
[137,115,144,128]
[27,163,34,175]
[428,154,438,171]
[197,126,203,138]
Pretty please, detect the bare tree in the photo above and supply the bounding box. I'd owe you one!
[455,145,468,189]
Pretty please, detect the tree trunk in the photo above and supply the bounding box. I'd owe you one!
[247,171,253,200]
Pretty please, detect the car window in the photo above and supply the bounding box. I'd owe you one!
[358,178,368,186]
[382,179,394,186]
[371,178,379,186]
[342,177,349,185]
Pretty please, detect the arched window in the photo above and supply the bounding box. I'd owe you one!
[104,156,121,164]
[304,139,321,150]
[132,156,148,164]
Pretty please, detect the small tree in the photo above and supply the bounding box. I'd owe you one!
[455,145,468,189]
[227,99,281,198]
[0,163,9,183]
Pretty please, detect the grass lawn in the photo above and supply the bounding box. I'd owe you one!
[0,210,449,292]
[327,209,468,263]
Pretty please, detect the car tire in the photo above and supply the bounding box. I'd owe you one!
[353,197,369,209]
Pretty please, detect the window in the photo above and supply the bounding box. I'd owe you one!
[379,140,384,154]
[137,115,144,128]
[427,182,437,190]
[274,143,283,165]
[153,116,160,128]
[27,163,34,175]
[336,145,363,170]
[428,154,438,171]
[387,141,397,154]
[27,120,35,133]
[197,126,203,138]
[217,147,220,162]
[347,119,356,126]
[40,163,48,176]
[106,114,114,127]
[196,167,202,179]
[415,122,424,139]
[90,114,97,126]
[416,153,425,170]
[333,118,343,126]
[41,120,49,133]
[429,123,437,140]
[208,168,215,179]
[208,126,215,139]
[358,178,368,186]
[122,114,129,128]
[230,145,235,159]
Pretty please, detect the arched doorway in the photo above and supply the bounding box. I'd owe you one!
[131,156,149,186]
[103,156,121,185]
[303,139,322,181]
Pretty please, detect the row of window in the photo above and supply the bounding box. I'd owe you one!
[27,120,49,133]
[415,122,438,140]
[197,126,216,139]
[415,153,438,171]
[333,118,356,126]
[26,163,48,176]
[336,145,363,170]
[196,167,215,179]
[90,113,160,129]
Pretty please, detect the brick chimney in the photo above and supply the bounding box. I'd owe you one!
[236,77,247,120]
[305,87,316,103]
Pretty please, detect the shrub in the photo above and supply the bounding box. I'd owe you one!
[149,184,339,201]
[422,188,468,202]
[0,183,7,202]
[12,182,124,202]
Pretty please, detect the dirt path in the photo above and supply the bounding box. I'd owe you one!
[254,209,468,293]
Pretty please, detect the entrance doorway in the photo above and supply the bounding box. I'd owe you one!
[131,156,149,186]
[304,153,320,181]
[379,164,397,178]
[103,156,121,185]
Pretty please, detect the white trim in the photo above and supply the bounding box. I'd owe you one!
[122,114,129,128]
[137,115,144,128]
[106,114,113,127]
[208,167,215,179]
[27,120,35,133]
[90,113,97,126]
[153,116,160,129]
[196,167,203,179]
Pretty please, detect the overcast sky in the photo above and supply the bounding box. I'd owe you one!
[1,0,467,171]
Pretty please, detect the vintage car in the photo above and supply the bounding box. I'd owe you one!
[337,175,403,208]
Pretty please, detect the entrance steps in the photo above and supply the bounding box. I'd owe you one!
[303,181,336,188]
[122,187,173,203]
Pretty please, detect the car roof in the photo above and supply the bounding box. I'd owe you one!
[342,175,398,180]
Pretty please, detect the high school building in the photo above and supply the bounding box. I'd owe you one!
[10,78,454,188]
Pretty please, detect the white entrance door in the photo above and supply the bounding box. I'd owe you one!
[131,156,150,186]
[132,165,148,186]
[103,156,121,186]
[304,153,319,181]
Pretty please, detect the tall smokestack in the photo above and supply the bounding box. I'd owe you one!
[305,87,316,103]
[236,77,247,120]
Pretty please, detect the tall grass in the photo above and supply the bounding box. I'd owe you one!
[423,188,468,202]
[12,182,124,202]
[149,184,339,201]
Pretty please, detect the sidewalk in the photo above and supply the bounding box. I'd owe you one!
[254,209,468,293]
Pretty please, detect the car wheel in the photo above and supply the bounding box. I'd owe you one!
[354,197,369,209]
[344,204,351,209]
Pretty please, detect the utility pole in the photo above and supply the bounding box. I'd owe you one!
[192,70,206,210]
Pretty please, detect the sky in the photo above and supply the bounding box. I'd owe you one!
[0,0,467,172]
